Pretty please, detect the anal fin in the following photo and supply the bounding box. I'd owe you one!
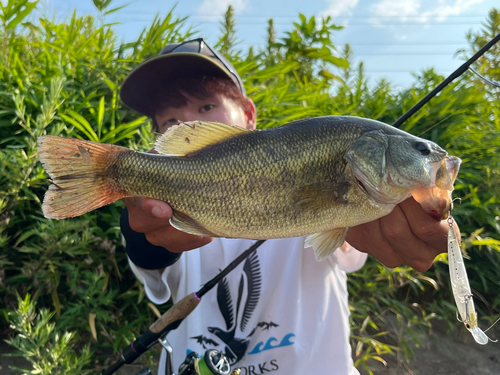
[170,211,217,237]
[305,227,349,262]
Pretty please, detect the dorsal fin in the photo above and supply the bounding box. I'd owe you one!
[154,121,250,155]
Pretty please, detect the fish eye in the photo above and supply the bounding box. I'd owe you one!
[415,141,431,156]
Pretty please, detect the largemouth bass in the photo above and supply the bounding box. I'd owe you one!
[38,116,461,260]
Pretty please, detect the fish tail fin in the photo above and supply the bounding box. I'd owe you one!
[38,136,129,219]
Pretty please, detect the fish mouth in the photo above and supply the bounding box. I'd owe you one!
[411,156,461,220]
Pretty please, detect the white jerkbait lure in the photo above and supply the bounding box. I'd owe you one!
[447,215,497,345]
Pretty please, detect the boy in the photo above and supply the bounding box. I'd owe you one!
[120,38,452,374]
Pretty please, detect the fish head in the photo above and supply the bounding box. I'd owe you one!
[345,130,461,220]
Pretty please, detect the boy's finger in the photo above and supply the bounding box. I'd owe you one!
[146,225,213,253]
[398,197,449,252]
[141,198,172,219]
[347,219,406,268]
[122,197,172,219]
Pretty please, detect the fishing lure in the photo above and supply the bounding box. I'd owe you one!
[447,215,496,344]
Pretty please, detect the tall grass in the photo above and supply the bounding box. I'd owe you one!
[1,2,499,373]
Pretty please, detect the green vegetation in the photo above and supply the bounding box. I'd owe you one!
[1,1,499,373]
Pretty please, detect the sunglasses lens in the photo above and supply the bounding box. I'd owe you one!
[163,39,244,95]
[171,40,217,59]
[171,40,202,53]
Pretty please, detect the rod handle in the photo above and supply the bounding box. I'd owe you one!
[149,293,200,334]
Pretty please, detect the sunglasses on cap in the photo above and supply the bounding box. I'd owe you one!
[159,38,246,96]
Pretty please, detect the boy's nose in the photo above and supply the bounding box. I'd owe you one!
[178,109,200,122]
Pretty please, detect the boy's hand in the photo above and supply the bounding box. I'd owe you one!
[346,197,456,272]
[122,197,213,253]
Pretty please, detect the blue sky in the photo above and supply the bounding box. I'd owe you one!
[41,0,498,89]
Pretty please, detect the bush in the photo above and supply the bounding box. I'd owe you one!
[1,1,499,373]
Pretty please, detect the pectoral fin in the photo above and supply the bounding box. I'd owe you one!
[305,227,348,262]
[170,211,217,237]
[294,181,350,212]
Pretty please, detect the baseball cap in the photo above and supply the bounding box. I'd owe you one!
[120,38,246,116]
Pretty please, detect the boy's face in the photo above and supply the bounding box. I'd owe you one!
[155,92,256,134]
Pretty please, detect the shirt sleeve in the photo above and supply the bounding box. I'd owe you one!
[120,208,181,270]
[333,243,368,273]
[121,208,185,304]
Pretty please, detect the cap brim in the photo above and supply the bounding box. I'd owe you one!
[120,53,234,116]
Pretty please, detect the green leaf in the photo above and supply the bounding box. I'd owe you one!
[103,79,116,91]
[97,97,105,139]
[14,228,39,247]
[5,1,37,30]
[60,113,98,142]
[322,54,349,68]
[92,0,113,12]
[103,2,130,16]
[100,117,147,143]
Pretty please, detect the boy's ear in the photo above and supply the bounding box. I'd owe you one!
[244,98,257,130]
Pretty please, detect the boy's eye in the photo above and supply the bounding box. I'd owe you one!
[200,104,215,113]
[164,118,179,126]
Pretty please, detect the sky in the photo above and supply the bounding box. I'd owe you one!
[40,0,499,90]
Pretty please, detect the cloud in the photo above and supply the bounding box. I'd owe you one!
[371,0,420,21]
[370,0,486,24]
[197,0,249,21]
[428,0,485,21]
[321,0,360,18]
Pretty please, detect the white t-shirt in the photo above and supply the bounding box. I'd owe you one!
[130,237,367,375]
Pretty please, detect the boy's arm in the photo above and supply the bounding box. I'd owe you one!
[120,208,181,269]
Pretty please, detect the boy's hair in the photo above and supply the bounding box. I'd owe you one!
[151,74,250,132]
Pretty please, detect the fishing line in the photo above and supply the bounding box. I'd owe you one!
[468,66,500,88]
[415,102,473,137]
[483,317,500,334]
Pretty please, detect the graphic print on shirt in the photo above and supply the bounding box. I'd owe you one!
[189,251,293,365]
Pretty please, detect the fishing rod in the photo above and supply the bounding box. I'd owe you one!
[103,32,500,375]
[103,240,265,375]
[392,32,500,128]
